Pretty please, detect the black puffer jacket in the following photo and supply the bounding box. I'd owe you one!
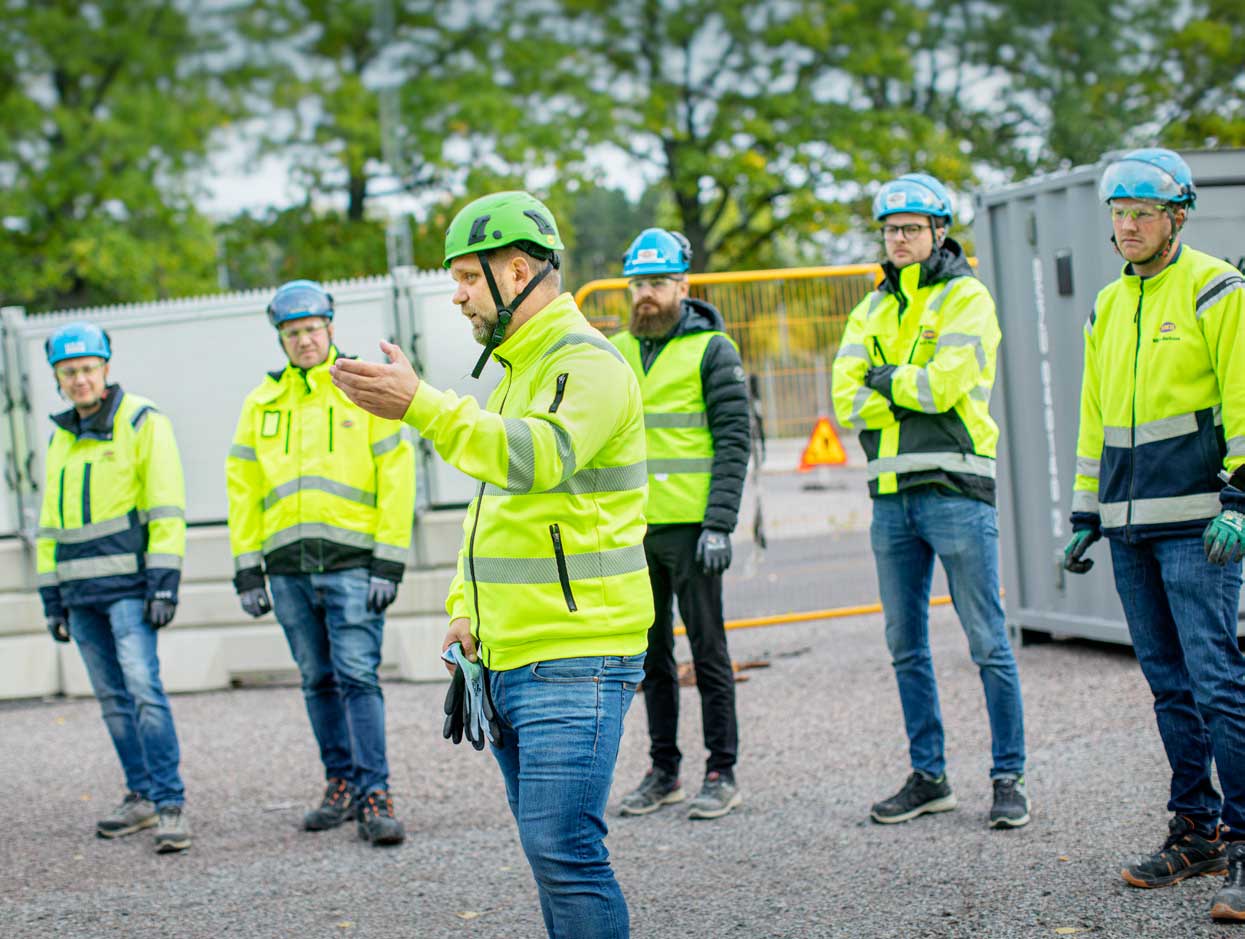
[634,298,751,532]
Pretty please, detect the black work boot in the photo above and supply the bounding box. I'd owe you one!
[1122,815,1226,888]
[1211,842,1245,921]
[870,771,957,824]
[357,789,405,846]
[304,778,357,831]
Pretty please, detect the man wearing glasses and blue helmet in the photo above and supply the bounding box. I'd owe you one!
[831,173,1030,831]
[225,280,415,846]
[1064,148,1245,921]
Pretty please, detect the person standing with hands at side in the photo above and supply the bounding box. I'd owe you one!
[611,228,750,821]
[1063,148,1245,923]
[225,281,415,846]
[37,322,191,853]
[331,191,652,939]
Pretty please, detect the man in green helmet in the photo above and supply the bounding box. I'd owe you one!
[331,191,652,939]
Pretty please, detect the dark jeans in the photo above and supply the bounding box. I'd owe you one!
[269,567,390,794]
[69,597,185,808]
[870,488,1026,779]
[641,523,739,777]
[1109,535,1245,833]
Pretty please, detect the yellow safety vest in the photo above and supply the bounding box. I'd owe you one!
[37,387,185,611]
[226,346,415,580]
[1073,245,1245,537]
[403,292,653,671]
[612,330,726,524]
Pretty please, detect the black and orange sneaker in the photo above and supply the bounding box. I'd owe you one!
[304,777,357,831]
[1211,842,1245,921]
[357,789,405,846]
[1122,815,1226,888]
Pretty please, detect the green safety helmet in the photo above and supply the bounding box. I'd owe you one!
[443,191,565,378]
[443,190,564,269]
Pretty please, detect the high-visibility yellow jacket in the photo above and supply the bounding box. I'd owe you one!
[831,241,1001,504]
[611,299,751,528]
[402,292,653,671]
[226,346,415,589]
[1073,245,1245,539]
[37,386,185,616]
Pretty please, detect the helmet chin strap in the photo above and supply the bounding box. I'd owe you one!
[470,251,555,379]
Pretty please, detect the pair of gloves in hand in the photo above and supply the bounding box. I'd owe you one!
[442,642,501,750]
[237,575,399,618]
[1063,509,1245,573]
[46,591,177,642]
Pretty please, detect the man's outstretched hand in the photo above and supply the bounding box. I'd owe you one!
[330,341,421,420]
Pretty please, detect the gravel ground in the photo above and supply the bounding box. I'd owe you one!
[2,608,1236,939]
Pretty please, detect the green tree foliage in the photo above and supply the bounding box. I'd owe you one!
[1159,0,1245,147]
[0,0,253,310]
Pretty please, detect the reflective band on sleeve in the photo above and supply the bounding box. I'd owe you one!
[935,332,987,370]
[373,543,409,564]
[263,523,376,554]
[145,553,182,570]
[867,293,887,317]
[927,279,966,313]
[552,423,576,482]
[541,333,626,364]
[39,514,135,545]
[37,571,59,587]
[1229,436,1245,459]
[484,461,648,497]
[1196,272,1245,319]
[836,343,869,361]
[229,444,258,461]
[464,544,648,585]
[867,452,996,480]
[504,418,536,493]
[849,385,874,424]
[648,457,714,474]
[1100,492,1221,528]
[130,406,155,431]
[140,505,185,523]
[263,476,377,510]
[914,370,937,413]
[56,554,140,581]
[645,412,708,428]
[969,386,990,402]
[234,551,264,572]
[371,433,403,457]
[1076,457,1101,479]
[1071,490,1100,514]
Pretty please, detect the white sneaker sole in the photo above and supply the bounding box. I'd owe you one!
[96,814,158,839]
[619,787,685,817]
[870,793,958,824]
[687,791,743,820]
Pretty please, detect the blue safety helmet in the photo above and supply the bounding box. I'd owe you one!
[1098,148,1196,209]
[622,228,692,277]
[45,321,111,366]
[872,173,954,224]
[266,279,335,328]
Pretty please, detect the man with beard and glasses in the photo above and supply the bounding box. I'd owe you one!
[831,173,1029,831]
[330,191,652,939]
[1064,148,1245,923]
[611,228,751,821]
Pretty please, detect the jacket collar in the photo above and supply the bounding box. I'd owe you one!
[51,384,124,440]
[492,293,585,375]
[271,346,342,391]
[879,237,975,297]
[1121,243,1184,287]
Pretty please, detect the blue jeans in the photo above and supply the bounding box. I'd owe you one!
[489,653,646,939]
[870,489,1026,779]
[69,597,185,808]
[269,568,389,794]
[1109,536,1245,832]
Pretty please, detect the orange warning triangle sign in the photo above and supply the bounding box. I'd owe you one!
[798,417,847,471]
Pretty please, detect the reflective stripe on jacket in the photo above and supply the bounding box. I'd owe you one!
[37,386,185,615]
[225,346,415,584]
[831,240,1000,504]
[1073,245,1245,540]
[403,292,652,671]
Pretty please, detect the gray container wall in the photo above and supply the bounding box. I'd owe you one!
[976,149,1245,643]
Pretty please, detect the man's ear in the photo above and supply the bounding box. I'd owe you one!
[511,253,532,290]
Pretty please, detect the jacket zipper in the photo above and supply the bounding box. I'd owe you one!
[58,467,66,527]
[549,523,577,612]
[284,409,292,455]
[872,338,887,364]
[1127,282,1145,535]
[81,462,93,524]
[467,356,514,662]
[328,406,334,453]
[549,373,568,413]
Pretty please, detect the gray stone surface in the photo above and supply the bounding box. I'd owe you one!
[1,604,1228,938]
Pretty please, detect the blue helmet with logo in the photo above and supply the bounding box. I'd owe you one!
[1098,148,1196,209]
[622,228,692,277]
[873,173,955,224]
[266,279,335,328]
[45,321,111,366]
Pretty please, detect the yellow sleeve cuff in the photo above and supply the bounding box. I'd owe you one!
[403,380,444,432]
